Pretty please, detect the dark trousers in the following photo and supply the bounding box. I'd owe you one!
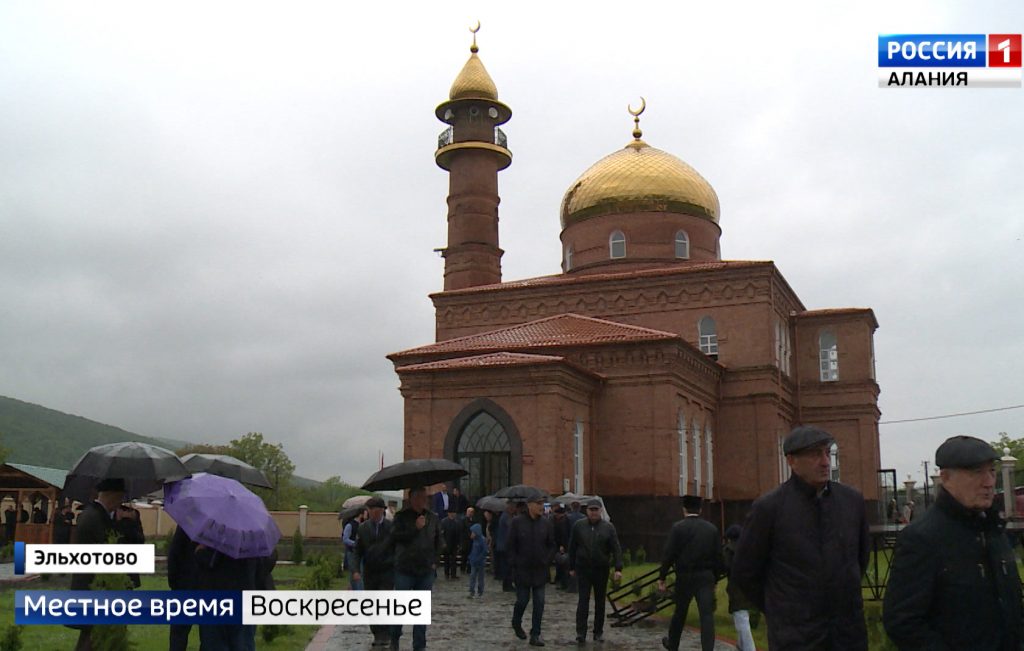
[442,549,458,578]
[199,624,248,650]
[365,570,396,643]
[667,571,716,651]
[169,623,192,651]
[513,583,546,639]
[393,570,434,649]
[576,565,610,636]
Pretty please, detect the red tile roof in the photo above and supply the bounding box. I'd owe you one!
[430,260,773,298]
[390,313,680,358]
[397,352,568,372]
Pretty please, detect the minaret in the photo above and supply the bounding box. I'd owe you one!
[435,23,512,291]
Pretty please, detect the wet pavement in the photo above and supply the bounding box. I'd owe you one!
[307,575,738,651]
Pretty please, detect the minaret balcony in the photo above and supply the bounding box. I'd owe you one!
[435,127,512,171]
[437,126,508,149]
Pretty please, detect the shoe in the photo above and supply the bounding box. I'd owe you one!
[529,636,546,647]
[576,635,586,644]
[593,632,603,643]
[513,623,527,640]
[389,642,399,651]
[661,637,673,651]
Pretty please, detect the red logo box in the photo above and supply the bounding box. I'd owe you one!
[988,34,1022,67]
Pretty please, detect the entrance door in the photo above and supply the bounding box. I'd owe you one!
[456,412,511,501]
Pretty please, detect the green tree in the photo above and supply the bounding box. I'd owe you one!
[992,432,1024,465]
[0,430,8,465]
[229,432,295,509]
[174,442,232,457]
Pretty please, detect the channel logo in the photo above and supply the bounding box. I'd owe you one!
[878,34,1022,88]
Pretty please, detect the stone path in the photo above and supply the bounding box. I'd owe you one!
[307,575,738,651]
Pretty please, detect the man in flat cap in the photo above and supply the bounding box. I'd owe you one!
[732,426,869,650]
[352,496,396,648]
[883,436,1023,650]
[71,477,127,651]
[658,495,723,651]
[568,499,623,644]
[508,495,556,647]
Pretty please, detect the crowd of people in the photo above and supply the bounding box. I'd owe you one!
[341,427,1023,651]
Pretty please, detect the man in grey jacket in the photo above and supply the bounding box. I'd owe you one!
[569,499,623,644]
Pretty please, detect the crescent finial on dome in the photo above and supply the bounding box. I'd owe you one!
[628,97,646,141]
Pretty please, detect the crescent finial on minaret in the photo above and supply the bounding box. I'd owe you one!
[628,97,646,140]
[470,20,481,53]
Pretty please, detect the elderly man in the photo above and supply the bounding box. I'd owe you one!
[508,496,556,647]
[352,496,395,648]
[569,499,623,644]
[71,477,127,651]
[391,486,443,651]
[658,495,722,651]
[732,425,869,651]
[883,436,1023,650]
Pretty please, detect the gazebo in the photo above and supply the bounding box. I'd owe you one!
[0,463,68,544]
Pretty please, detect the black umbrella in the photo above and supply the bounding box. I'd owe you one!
[63,441,190,500]
[181,454,272,488]
[338,505,366,521]
[476,495,508,512]
[494,484,549,502]
[361,458,467,492]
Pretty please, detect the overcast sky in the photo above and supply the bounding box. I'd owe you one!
[1,2,1021,490]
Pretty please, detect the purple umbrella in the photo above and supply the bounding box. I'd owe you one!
[163,472,281,559]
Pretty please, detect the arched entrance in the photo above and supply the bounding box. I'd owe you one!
[444,398,523,501]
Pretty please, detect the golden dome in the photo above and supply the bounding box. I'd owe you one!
[449,48,498,101]
[560,139,720,228]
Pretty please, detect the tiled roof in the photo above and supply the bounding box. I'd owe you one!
[431,260,771,297]
[390,313,679,358]
[397,352,568,372]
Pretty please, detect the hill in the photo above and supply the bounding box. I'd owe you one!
[0,395,188,469]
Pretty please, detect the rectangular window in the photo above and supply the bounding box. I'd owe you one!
[705,424,714,498]
[678,411,688,496]
[692,421,702,494]
[830,444,840,483]
[778,434,791,483]
[574,420,584,494]
[819,331,839,381]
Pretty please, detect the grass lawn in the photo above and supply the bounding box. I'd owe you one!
[0,563,329,651]
[616,561,898,651]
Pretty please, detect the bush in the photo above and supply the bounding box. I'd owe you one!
[299,557,335,590]
[0,625,23,651]
[635,546,646,565]
[292,529,304,564]
[88,574,135,651]
[261,625,289,643]
[621,549,632,567]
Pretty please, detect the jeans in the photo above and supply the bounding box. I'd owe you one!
[513,583,546,639]
[731,610,756,651]
[667,571,716,651]
[469,563,485,595]
[393,570,435,649]
[576,565,610,637]
[345,550,364,590]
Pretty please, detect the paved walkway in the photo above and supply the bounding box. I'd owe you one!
[307,575,738,651]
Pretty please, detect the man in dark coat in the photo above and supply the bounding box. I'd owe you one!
[352,496,396,648]
[658,495,723,651]
[883,436,1023,650]
[70,477,126,651]
[391,486,443,651]
[495,501,516,591]
[508,496,556,647]
[440,508,461,578]
[167,525,200,651]
[568,499,623,644]
[551,504,571,590]
[731,425,869,651]
[53,503,75,544]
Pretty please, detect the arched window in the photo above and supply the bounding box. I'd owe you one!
[564,244,574,271]
[819,330,838,381]
[698,316,718,359]
[456,412,511,499]
[675,230,690,259]
[609,230,626,259]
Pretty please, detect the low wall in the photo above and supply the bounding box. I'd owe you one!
[135,506,342,540]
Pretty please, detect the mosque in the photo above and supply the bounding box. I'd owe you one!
[387,30,881,543]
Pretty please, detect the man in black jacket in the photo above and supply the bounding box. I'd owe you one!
[70,477,126,651]
[508,496,556,647]
[658,494,723,651]
[732,425,869,651]
[391,486,443,651]
[883,435,1023,650]
[569,499,623,644]
[352,496,396,648]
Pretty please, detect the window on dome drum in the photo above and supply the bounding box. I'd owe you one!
[564,244,574,272]
[609,230,626,259]
[698,316,718,359]
[675,230,690,259]
[456,411,511,500]
[819,330,839,382]
[830,443,840,483]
